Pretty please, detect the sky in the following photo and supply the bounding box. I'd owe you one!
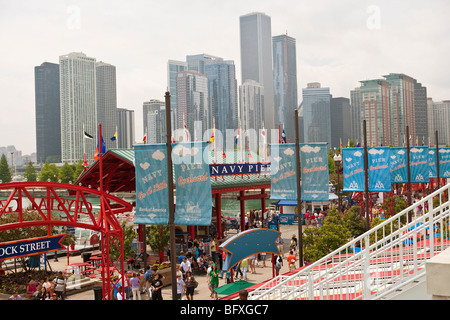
[1,0,449,156]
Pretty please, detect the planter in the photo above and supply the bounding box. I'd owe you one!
[158,267,173,287]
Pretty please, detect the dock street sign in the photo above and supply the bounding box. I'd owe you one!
[0,234,66,261]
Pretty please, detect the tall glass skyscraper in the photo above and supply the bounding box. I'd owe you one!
[96,61,117,149]
[34,62,61,164]
[240,12,274,141]
[302,83,331,146]
[59,52,97,163]
[272,34,298,143]
[167,60,187,131]
[117,108,135,149]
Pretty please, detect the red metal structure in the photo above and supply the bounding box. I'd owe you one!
[0,181,132,300]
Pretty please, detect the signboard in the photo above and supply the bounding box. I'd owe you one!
[429,149,437,178]
[300,143,329,201]
[134,144,170,225]
[390,147,407,183]
[368,147,391,192]
[410,147,429,182]
[439,148,450,178]
[0,234,66,261]
[173,141,212,226]
[210,163,270,176]
[270,143,297,200]
[343,148,365,191]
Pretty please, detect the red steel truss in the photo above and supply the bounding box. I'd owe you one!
[0,181,133,300]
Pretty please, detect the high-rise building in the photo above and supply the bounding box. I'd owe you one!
[359,79,390,147]
[330,97,352,149]
[96,61,117,149]
[167,60,187,131]
[272,34,298,143]
[186,54,223,74]
[383,73,416,146]
[239,80,264,151]
[205,60,238,148]
[176,71,209,141]
[414,80,428,145]
[302,83,332,146]
[240,12,275,141]
[117,108,135,149]
[427,98,450,146]
[350,87,362,144]
[143,99,166,144]
[59,52,97,163]
[34,62,61,164]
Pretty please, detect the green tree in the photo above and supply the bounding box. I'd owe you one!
[58,162,75,183]
[109,221,138,261]
[0,154,12,183]
[39,162,59,182]
[24,162,37,182]
[146,225,170,263]
[73,160,85,182]
[342,206,366,238]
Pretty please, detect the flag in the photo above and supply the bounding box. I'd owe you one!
[110,132,117,141]
[281,129,286,143]
[84,131,93,139]
[210,127,215,143]
[94,131,106,161]
[143,135,147,143]
[340,138,343,148]
[184,125,190,142]
[235,127,240,146]
[356,141,360,148]
[172,135,175,143]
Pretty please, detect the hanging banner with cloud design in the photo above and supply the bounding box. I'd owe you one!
[368,147,391,192]
[134,144,170,225]
[270,143,297,200]
[173,141,212,226]
[343,148,365,192]
[390,147,407,183]
[439,147,450,178]
[429,149,437,178]
[299,143,329,201]
[410,146,429,183]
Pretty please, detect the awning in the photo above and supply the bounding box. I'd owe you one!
[276,193,338,206]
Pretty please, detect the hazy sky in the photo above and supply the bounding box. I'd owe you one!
[1,0,449,156]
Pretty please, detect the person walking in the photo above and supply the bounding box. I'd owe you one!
[287,250,297,271]
[176,273,186,300]
[130,272,141,300]
[209,263,219,300]
[184,270,197,300]
[151,272,164,300]
[241,258,249,281]
[274,255,283,276]
[52,271,66,300]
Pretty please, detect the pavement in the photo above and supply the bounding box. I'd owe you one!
[2,223,301,301]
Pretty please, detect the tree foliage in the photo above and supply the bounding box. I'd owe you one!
[24,162,37,182]
[0,154,12,183]
[58,162,75,183]
[39,162,59,182]
[146,225,170,258]
[109,221,138,261]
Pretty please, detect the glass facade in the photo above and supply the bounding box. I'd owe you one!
[302,84,331,147]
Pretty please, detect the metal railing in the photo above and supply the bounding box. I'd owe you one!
[250,183,450,300]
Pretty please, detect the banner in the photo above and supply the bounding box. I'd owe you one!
[439,147,450,178]
[368,147,391,192]
[300,143,329,201]
[410,146,429,182]
[270,143,297,200]
[429,149,437,178]
[134,144,170,225]
[390,147,407,183]
[173,141,212,226]
[0,234,66,261]
[343,148,365,191]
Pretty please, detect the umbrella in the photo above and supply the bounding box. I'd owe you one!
[214,280,255,295]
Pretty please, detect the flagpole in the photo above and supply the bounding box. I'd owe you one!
[294,109,303,267]
[116,125,118,148]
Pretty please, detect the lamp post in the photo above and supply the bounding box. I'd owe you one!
[333,153,342,213]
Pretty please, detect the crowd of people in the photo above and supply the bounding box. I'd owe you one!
[9,271,67,301]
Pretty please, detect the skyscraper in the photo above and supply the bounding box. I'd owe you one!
[414,80,428,145]
[117,108,135,149]
[330,97,352,149]
[186,53,223,74]
[34,62,61,164]
[167,60,187,131]
[240,12,274,141]
[59,52,97,163]
[272,34,298,143]
[239,80,264,151]
[96,61,117,149]
[205,60,238,148]
[143,99,166,144]
[359,79,390,147]
[350,87,362,144]
[427,98,450,146]
[302,83,331,146]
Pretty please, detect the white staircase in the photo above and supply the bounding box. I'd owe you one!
[250,183,450,300]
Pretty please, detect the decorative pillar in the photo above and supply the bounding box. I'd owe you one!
[240,190,245,231]
[216,193,222,239]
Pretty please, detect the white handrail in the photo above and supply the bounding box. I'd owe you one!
[250,183,450,300]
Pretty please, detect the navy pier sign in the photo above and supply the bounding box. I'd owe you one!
[0,234,66,261]
[209,163,270,176]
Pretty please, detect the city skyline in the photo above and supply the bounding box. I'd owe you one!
[1,0,450,155]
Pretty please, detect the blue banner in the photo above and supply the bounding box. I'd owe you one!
[173,141,212,226]
[390,147,407,183]
[270,143,297,200]
[439,148,450,178]
[410,147,429,182]
[429,149,437,178]
[0,234,66,261]
[368,147,391,192]
[300,143,329,201]
[343,148,365,191]
[134,144,170,225]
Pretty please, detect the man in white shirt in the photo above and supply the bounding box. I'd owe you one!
[180,256,191,280]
